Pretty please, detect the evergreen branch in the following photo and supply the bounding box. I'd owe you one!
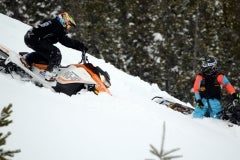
[0,149,21,158]
[150,144,161,157]
[0,104,21,160]
[148,121,183,160]
[162,148,181,157]
[162,155,183,160]
[0,104,13,127]
[0,132,11,146]
[159,121,166,156]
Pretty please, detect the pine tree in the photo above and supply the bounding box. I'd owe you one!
[0,104,20,160]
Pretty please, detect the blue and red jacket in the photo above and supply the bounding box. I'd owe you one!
[193,73,235,100]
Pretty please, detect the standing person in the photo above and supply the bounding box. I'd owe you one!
[193,55,240,119]
[21,12,88,81]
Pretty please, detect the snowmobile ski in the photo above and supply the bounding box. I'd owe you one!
[152,96,194,115]
[4,49,57,90]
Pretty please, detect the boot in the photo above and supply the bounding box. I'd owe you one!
[19,53,31,69]
[40,66,58,82]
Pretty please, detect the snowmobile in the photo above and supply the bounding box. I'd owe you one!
[0,44,111,96]
[221,100,240,126]
[152,96,194,115]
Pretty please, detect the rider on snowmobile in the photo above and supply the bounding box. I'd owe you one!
[193,55,240,119]
[22,12,88,81]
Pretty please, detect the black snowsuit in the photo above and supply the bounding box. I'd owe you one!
[24,18,87,71]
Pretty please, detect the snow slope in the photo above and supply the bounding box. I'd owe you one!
[0,13,240,160]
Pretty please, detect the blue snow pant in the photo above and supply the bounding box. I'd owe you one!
[193,98,222,119]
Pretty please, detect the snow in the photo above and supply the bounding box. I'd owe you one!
[153,32,164,41]
[0,13,240,160]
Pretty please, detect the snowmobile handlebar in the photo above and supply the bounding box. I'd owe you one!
[79,50,89,64]
[224,100,240,112]
[233,99,240,107]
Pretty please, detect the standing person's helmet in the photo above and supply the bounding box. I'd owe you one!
[200,55,218,75]
[57,12,76,30]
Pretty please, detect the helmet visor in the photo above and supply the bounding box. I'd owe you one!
[201,61,217,68]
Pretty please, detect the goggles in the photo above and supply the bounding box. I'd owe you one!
[59,12,76,30]
[201,60,217,68]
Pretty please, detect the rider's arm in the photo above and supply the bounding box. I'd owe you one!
[217,74,236,94]
[58,35,87,52]
[193,74,203,100]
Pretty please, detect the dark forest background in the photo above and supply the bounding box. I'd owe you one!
[1,0,240,104]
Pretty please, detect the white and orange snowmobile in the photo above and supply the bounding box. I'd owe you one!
[0,44,111,96]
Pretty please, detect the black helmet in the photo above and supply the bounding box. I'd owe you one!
[200,55,217,75]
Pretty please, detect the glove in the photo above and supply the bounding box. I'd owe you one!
[196,99,204,109]
[232,93,240,104]
[78,43,88,53]
[76,41,88,53]
[232,93,240,99]
[81,45,88,53]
